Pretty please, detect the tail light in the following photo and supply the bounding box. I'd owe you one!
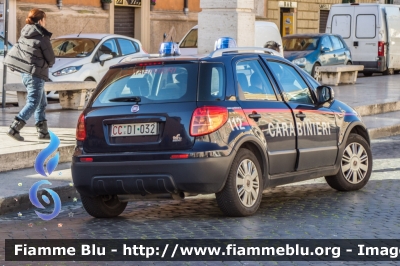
[170,154,189,159]
[190,106,228,136]
[378,41,385,57]
[76,113,86,141]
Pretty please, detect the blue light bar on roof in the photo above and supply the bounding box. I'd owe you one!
[159,42,181,56]
[214,37,237,51]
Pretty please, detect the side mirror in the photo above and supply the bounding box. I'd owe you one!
[321,47,330,53]
[163,33,167,41]
[316,85,334,104]
[99,54,113,66]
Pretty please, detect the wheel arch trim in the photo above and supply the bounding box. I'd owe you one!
[334,121,370,172]
[230,134,270,190]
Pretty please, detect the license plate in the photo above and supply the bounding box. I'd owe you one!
[111,122,158,137]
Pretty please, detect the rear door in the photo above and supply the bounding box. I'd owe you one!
[353,8,379,64]
[385,6,400,69]
[327,7,354,61]
[265,59,338,171]
[330,35,346,65]
[235,56,297,175]
[85,62,199,153]
[319,36,336,66]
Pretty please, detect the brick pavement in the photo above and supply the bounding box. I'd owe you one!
[0,136,399,265]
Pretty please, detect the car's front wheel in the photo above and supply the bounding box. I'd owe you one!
[325,133,372,191]
[311,62,321,79]
[216,148,263,217]
[81,195,127,218]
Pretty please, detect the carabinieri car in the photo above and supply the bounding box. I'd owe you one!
[72,41,372,218]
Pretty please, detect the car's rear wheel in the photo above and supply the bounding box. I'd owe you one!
[311,62,321,79]
[346,61,352,65]
[81,194,127,218]
[325,133,372,191]
[383,68,394,75]
[216,148,263,217]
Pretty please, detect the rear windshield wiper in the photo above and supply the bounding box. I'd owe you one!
[109,96,141,102]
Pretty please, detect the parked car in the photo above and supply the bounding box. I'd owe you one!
[283,33,352,77]
[47,33,147,99]
[72,41,372,218]
[326,3,400,76]
[179,22,284,56]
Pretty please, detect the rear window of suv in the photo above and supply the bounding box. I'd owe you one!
[92,63,198,107]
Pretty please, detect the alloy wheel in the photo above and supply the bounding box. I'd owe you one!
[341,142,369,184]
[236,159,260,207]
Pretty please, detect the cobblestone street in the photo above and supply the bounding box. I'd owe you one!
[1,136,400,266]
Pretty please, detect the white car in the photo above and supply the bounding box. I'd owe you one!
[179,22,284,57]
[48,33,147,99]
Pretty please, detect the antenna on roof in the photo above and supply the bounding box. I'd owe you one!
[77,20,90,37]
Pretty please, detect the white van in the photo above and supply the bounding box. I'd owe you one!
[179,21,283,57]
[326,3,400,76]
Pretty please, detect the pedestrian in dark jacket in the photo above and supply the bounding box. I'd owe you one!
[4,8,55,141]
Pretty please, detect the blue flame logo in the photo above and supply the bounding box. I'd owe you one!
[34,131,60,176]
[29,180,62,221]
[29,131,62,221]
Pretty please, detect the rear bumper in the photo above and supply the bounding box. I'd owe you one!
[71,153,235,197]
[355,57,386,72]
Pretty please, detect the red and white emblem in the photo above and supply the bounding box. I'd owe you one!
[131,105,140,113]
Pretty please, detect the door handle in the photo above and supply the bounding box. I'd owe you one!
[248,113,261,120]
[296,112,306,119]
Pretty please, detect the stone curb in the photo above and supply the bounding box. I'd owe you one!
[0,184,80,216]
[368,124,400,140]
[354,101,400,117]
[0,145,75,173]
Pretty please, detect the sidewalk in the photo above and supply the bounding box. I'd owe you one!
[1,74,400,215]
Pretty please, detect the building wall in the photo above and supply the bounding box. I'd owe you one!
[148,0,201,53]
[150,11,197,53]
[266,0,378,34]
[16,3,109,39]
[18,0,100,7]
[153,0,201,12]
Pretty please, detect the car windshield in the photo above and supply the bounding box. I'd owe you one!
[51,38,100,58]
[92,63,199,107]
[283,37,320,51]
[179,29,198,48]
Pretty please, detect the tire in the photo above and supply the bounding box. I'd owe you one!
[363,72,373,77]
[383,68,394,75]
[325,133,372,191]
[84,77,96,103]
[81,194,127,218]
[346,61,352,65]
[311,63,321,79]
[216,148,263,217]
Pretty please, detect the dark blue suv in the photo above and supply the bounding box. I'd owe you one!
[72,48,372,218]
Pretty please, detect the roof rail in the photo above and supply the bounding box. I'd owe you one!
[209,47,282,58]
